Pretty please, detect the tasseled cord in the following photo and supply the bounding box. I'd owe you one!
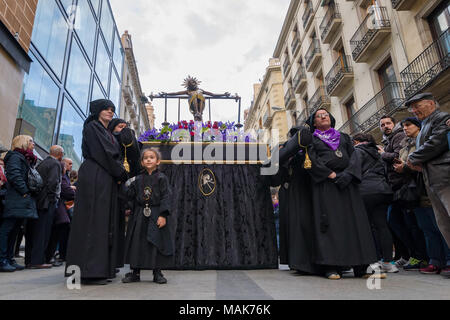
[298,132,312,170]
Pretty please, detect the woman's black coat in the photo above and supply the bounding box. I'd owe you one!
[3,151,38,220]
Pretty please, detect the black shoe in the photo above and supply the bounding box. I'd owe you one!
[0,260,16,272]
[81,278,108,285]
[153,270,167,284]
[52,260,63,267]
[122,272,140,283]
[9,259,25,271]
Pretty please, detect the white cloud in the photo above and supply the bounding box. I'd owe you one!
[109,0,291,127]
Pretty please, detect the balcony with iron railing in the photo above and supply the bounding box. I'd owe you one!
[339,82,407,135]
[123,85,134,106]
[283,58,292,77]
[308,85,330,114]
[293,66,307,94]
[400,28,450,99]
[320,4,342,44]
[284,87,296,110]
[391,0,417,11]
[291,36,301,58]
[302,2,314,30]
[350,6,391,63]
[305,39,322,72]
[325,55,354,97]
[263,110,273,128]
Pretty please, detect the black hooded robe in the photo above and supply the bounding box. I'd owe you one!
[124,170,174,270]
[268,128,319,274]
[308,133,377,269]
[111,126,141,269]
[65,120,127,279]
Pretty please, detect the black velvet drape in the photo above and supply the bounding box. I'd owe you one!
[160,164,278,270]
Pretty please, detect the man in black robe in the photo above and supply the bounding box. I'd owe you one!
[65,100,128,285]
[269,126,319,274]
[306,109,378,280]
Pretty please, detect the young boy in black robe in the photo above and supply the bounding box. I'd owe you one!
[122,148,173,284]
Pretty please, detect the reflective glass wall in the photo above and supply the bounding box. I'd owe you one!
[17,0,124,169]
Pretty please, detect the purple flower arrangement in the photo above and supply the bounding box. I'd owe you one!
[138,120,255,143]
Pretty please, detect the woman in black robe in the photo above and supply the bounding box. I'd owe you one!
[108,119,141,269]
[65,99,128,285]
[306,109,378,280]
[269,127,319,274]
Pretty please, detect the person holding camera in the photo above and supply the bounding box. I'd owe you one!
[0,135,39,272]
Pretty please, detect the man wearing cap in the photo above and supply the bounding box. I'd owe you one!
[406,93,450,254]
[65,99,128,285]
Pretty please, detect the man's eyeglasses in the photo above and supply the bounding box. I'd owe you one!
[315,113,330,119]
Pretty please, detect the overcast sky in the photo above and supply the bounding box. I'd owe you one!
[109,0,291,127]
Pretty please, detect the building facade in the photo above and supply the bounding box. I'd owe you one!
[274,0,449,140]
[245,58,289,148]
[0,0,36,151]
[14,0,124,169]
[120,30,151,135]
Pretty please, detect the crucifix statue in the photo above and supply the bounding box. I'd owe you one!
[161,76,231,122]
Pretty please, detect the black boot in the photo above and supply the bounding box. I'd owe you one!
[153,269,167,284]
[0,259,16,272]
[8,259,24,271]
[122,270,140,283]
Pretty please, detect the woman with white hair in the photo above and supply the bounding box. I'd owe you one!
[0,135,38,272]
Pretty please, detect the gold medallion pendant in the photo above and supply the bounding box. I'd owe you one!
[198,168,216,196]
[335,150,343,158]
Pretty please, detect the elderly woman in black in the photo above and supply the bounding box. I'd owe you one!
[306,109,379,280]
[65,100,127,285]
[0,135,38,272]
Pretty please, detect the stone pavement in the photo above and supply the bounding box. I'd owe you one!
[0,259,449,300]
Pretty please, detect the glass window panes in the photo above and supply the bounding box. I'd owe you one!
[100,1,114,51]
[91,78,106,102]
[73,0,97,62]
[95,38,110,92]
[18,55,59,150]
[60,0,74,13]
[58,99,83,170]
[90,0,101,17]
[113,33,123,75]
[66,38,91,111]
[32,0,69,78]
[109,72,121,115]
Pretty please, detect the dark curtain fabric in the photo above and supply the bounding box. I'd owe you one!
[160,164,278,270]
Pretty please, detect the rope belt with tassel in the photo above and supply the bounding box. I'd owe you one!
[298,132,312,170]
[122,142,134,173]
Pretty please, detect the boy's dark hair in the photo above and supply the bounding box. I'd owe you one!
[380,115,396,124]
[352,133,376,144]
[140,147,162,163]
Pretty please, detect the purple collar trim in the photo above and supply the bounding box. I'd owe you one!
[314,128,341,151]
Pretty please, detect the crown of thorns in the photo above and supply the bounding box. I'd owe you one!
[182,76,201,89]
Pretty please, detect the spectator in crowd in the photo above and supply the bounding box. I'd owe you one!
[46,160,75,265]
[394,117,450,277]
[69,170,78,186]
[0,136,38,272]
[306,109,378,280]
[25,145,64,269]
[0,157,7,224]
[406,93,450,254]
[271,188,280,251]
[379,115,427,269]
[353,133,396,272]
